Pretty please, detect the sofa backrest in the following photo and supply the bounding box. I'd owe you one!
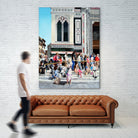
[32,95,105,106]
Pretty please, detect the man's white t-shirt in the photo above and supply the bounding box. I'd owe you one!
[77,55,81,62]
[17,62,31,97]
[65,55,68,61]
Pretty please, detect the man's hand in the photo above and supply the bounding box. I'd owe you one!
[27,93,31,100]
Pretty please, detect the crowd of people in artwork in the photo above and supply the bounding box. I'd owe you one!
[39,51,100,85]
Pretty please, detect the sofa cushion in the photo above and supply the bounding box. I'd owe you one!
[70,105,106,116]
[32,105,69,116]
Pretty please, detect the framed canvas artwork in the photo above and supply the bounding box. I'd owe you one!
[39,7,100,89]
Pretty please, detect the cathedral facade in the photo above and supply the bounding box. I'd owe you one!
[48,7,100,56]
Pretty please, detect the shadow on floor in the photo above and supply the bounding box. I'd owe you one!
[53,81,67,85]
[31,122,120,129]
[9,133,19,138]
[9,133,36,138]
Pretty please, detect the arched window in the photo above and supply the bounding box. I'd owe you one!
[63,21,68,41]
[57,21,62,41]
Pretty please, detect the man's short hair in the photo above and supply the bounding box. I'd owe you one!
[21,51,30,60]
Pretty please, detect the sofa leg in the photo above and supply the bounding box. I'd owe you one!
[111,123,114,128]
[68,125,69,128]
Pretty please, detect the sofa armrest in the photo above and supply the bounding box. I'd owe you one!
[29,96,38,116]
[100,96,118,117]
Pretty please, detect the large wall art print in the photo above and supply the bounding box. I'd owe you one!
[39,7,100,89]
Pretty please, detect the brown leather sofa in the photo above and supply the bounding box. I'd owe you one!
[28,95,118,127]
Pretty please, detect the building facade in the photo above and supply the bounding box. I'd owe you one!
[48,7,100,56]
[39,36,46,60]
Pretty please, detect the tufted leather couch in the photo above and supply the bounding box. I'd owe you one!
[28,95,118,127]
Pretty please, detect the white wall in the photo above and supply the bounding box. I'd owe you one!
[0,0,138,118]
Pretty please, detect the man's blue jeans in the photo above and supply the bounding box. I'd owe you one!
[72,61,75,70]
[78,62,82,70]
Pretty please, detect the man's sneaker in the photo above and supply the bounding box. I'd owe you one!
[7,122,18,133]
[23,128,37,136]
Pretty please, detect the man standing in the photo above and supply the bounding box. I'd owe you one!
[77,53,82,70]
[7,51,36,136]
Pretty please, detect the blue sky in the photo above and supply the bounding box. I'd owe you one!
[39,7,51,47]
